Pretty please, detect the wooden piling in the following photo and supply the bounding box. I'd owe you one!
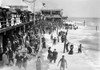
[84,20,85,26]
[96,26,98,31]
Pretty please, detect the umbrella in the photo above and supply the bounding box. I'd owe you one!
[15,8,22,14]
[9,8,16,14]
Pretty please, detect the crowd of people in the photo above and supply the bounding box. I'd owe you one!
[44,27,82,70]
[0,6,45,69]
[47,47,58,63]
[0,6,82,70]
[1,22,43,70]
[0,19,82,70]
[0,7,37,29]
[58,30,82,54]
[0,7,57,70]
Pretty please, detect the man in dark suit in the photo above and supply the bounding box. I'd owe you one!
[52,49,58,63]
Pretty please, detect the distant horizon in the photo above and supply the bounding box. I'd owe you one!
[67,17,100,19]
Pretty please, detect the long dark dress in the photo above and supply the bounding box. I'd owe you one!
[68,45,74,55]
[47,49,52,62]
[27,47,32,54]
[42,42,46,48]
[52,51,58,63]
[15,54,23,68]
[8,49,14,65]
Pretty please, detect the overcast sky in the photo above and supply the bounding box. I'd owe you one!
[0,0,100,17]
[39,0,100,18]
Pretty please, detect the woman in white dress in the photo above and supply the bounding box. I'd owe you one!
[2,52,9,66]
[36,56,42,70]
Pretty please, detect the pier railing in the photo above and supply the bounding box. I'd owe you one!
[0,17,34,29]
[0,18,34,34]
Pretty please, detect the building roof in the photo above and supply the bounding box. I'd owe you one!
[41,9,63,12]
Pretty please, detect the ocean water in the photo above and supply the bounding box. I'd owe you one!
[67,17,100,50]
[67,17,100,66]
[67,17,100,26]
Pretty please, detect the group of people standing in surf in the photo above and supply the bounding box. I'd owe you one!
[46,30,82,70]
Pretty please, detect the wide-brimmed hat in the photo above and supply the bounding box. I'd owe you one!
[38,56,41,58]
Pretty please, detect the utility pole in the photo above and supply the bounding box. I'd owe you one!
[23,0,36,24]
[84,20,85,26]
[33,1,35,24]
[96,26,98,31]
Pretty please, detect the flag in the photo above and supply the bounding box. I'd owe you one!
[23,0,36,2]
[22,0,25,1]
[42,3,46,7]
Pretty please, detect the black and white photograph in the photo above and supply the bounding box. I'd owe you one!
[0,0,100,70]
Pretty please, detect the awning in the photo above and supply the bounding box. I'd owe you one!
[15,8,22,14]
[45,15,61,18]
[1,5,10,9]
